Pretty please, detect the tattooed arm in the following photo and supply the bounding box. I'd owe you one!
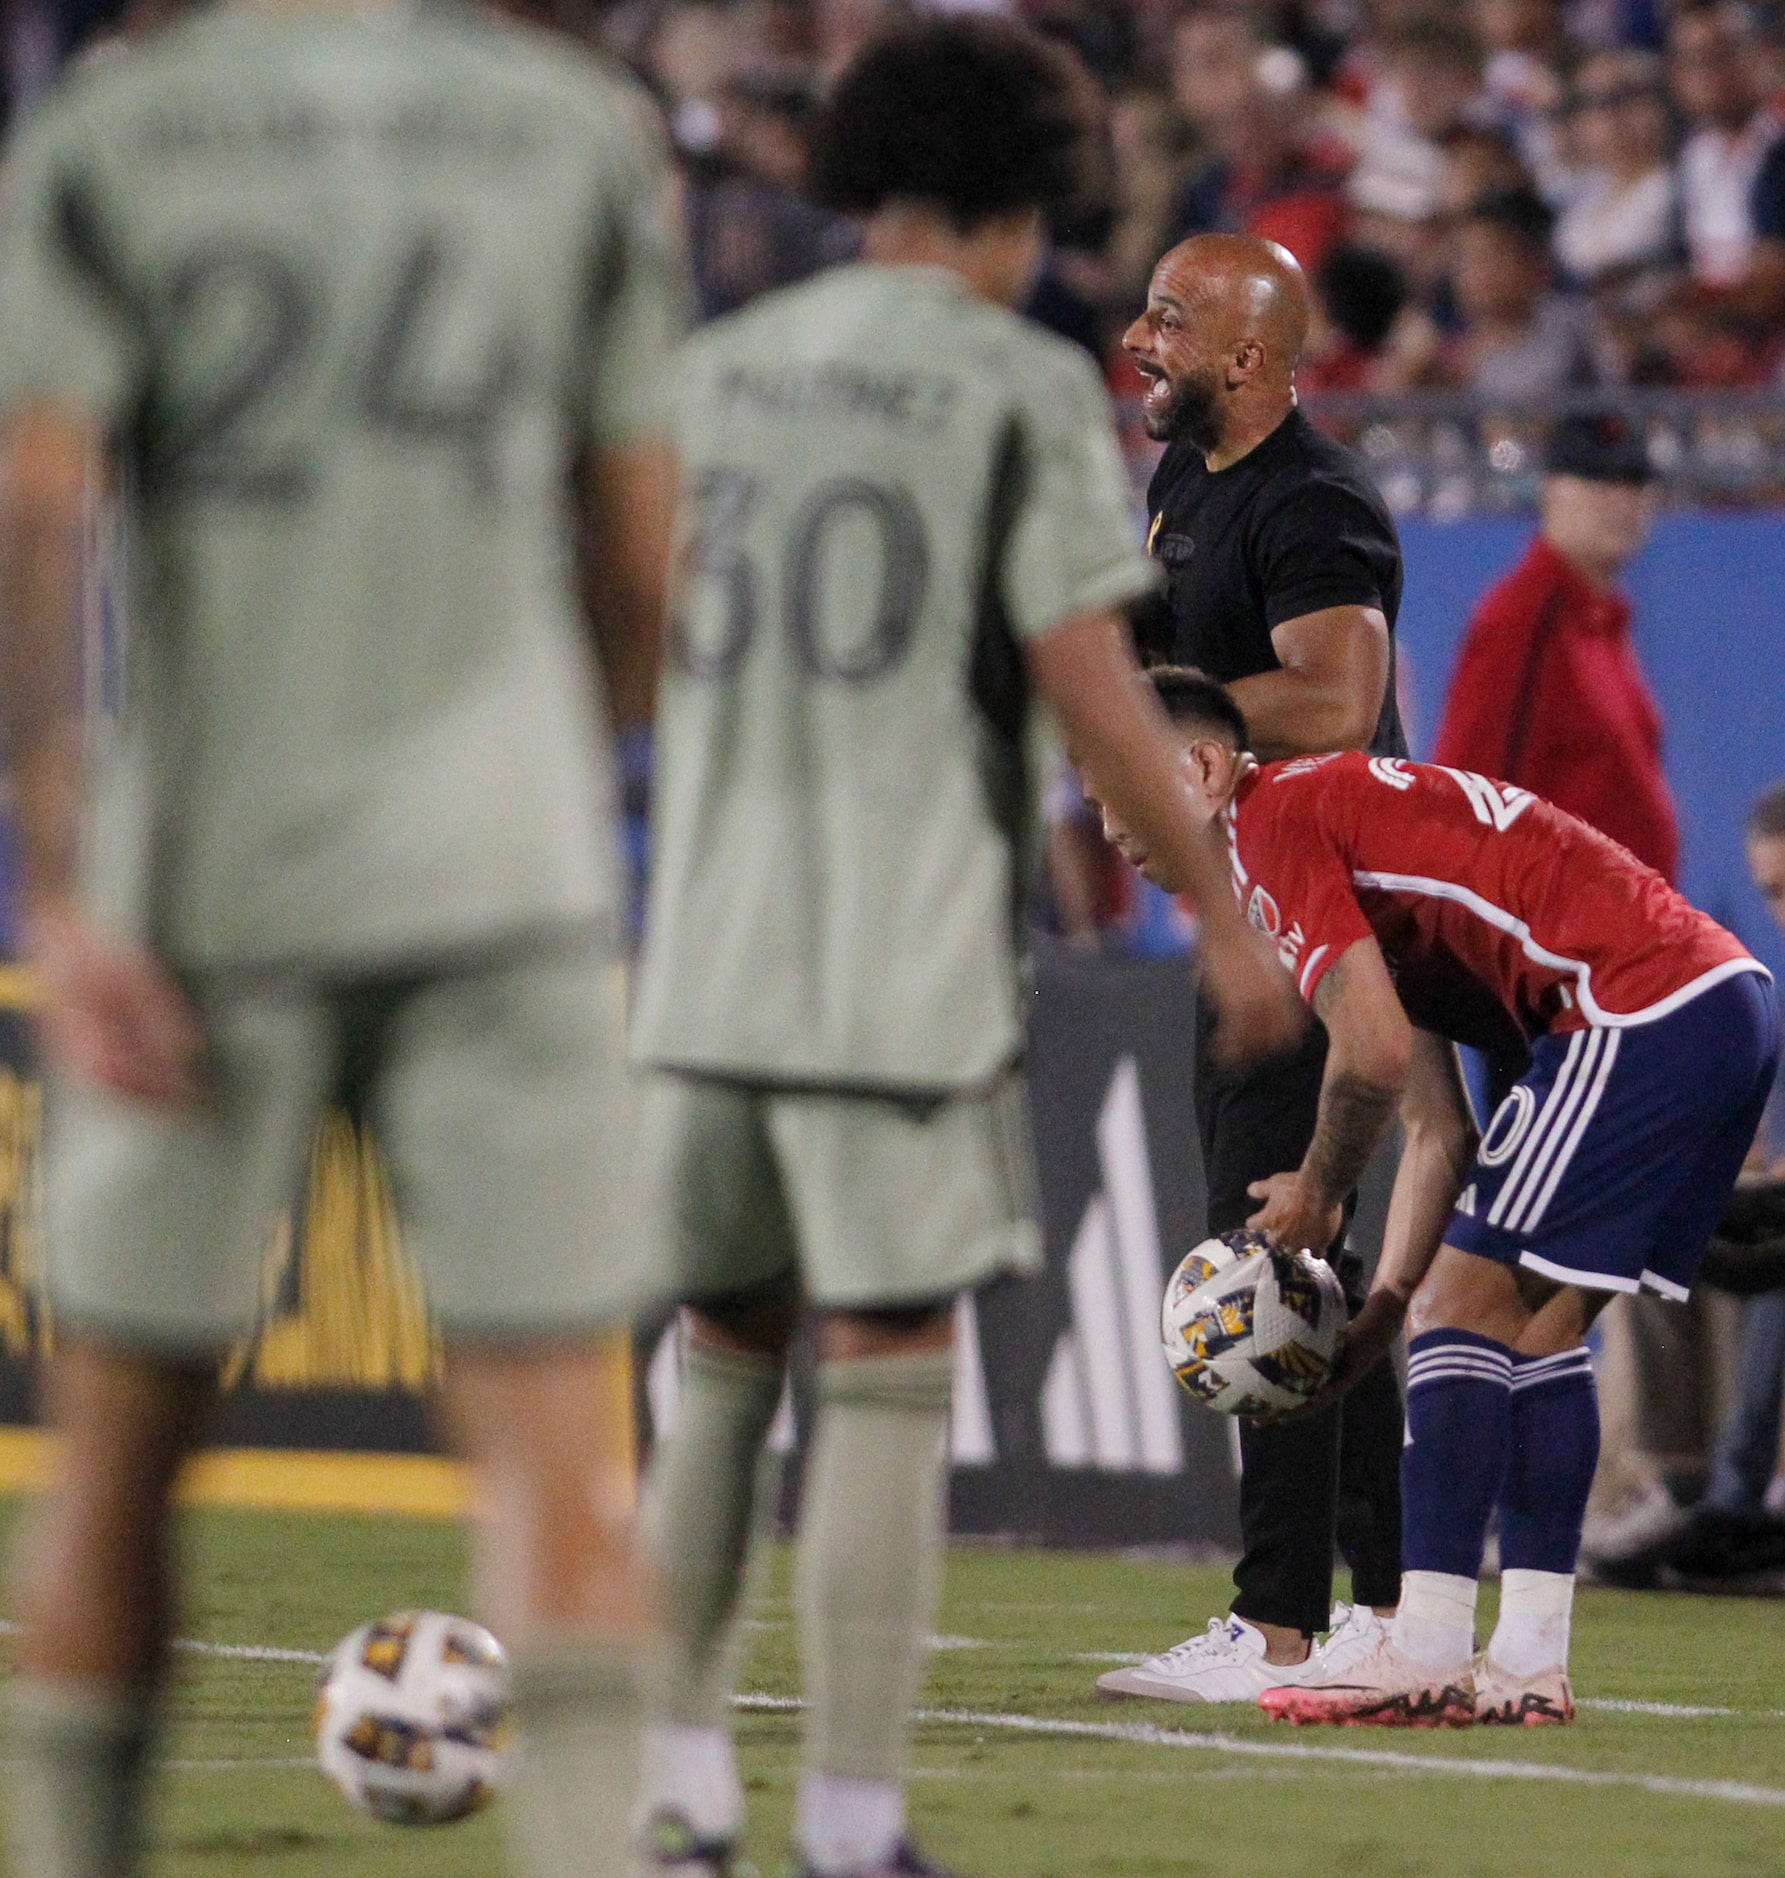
[0,405,203,1101]
[1246,938,1411,1255]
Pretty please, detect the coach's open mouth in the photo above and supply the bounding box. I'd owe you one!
[1134,357,1172,418]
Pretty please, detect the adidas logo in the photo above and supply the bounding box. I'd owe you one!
[1456,1184,1478,1216]
[1039,1057,1186,1475]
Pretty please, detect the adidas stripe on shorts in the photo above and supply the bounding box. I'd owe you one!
[1444,968,1780,1299]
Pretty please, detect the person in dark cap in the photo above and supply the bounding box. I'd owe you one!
[1432,407,1678,883]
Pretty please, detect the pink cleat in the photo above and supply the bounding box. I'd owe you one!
[1258,1638,1475,1728]
[1473,1656,1575,1726]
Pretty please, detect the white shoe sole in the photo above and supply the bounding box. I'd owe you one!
[1095,1665,1287,1704]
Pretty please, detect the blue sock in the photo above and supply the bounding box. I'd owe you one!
[1500,1348,1599,1574]
[1401,1330,1514,1578]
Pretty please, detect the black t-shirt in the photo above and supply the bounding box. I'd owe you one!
[1137,407,1408,758]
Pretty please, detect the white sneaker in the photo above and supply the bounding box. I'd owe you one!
[1312,1603,1391,1678]
[1095,1617,1319,1704]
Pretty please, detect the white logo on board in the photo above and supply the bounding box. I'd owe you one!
[1039,1057,1186,1475]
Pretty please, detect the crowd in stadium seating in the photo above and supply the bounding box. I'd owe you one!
[613,0,1785,399]
[18,1,1785,398]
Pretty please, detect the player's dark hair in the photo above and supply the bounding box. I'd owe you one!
[1147,666,1251,750]
[811,17,1093,228]
[1749,779,1785,840]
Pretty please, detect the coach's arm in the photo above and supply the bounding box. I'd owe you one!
[1225,604,1391,761]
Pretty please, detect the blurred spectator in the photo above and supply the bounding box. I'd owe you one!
[1473,0,1577,201]
[1445,188,1613,396]
[1668,0,1784,291]
[1346,17,1486,229]
[1167,5,1350,270]
[1555,48,1682,304]
[1029,0,1141,86]
[1567,0,1668,51]
[1699,783,1785,1521]
[1433,408,1677,879]
[1106,84,1199,308]
[1437,123,1538,217]
[1586,784,1785,1585]
[683,69,855,319]
[1301,241,1435,390]
[641,0,753,146]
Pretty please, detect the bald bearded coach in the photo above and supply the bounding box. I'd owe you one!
[1096,234,1408,1706]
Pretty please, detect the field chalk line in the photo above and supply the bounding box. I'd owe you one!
[7,1623,1782,1804]
[736,1696,1785,1808]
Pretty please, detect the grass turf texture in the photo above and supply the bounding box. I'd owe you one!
[4,1502,1785,1876]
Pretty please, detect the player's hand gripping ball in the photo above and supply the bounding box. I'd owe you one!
[1161,1229,1347,1419]
[315,1611,514,1825]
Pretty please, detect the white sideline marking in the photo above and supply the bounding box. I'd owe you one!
[0,1621,328,1666]
[1580,1698,1739,1718]
[735,1696,1785,1808]
[13,1621,1783,1796]
[172,1638,329,1666]
[39,1629,1764,1717]
[165,1758,317,1772]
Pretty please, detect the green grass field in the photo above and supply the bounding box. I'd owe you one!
[5,1499,1785,1877]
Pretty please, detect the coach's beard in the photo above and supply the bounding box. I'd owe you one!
[1142,362,1223,451]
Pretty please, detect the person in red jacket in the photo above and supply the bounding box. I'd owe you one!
[1432,410,1678,882]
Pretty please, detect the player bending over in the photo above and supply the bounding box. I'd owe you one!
[630,24,1302,1878]
[1098,668,1779,1728]
[0,10,681,1877]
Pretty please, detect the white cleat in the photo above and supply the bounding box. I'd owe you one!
[1311,1603,1392,1679]
[1095,1616,1322,1704]
[1473,1654,1575,1726]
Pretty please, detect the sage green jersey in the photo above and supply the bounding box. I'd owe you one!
[633,265,1156,1091]
[0,1,682,967]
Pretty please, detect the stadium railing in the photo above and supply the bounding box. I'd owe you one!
[1302,390,1785,517]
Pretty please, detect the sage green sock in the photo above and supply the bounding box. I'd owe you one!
[796,1350,953,1782]
[505,1642,641,1878]
[648,1340,784,1730]
[6,1678,156,1878]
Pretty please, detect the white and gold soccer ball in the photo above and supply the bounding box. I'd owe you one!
[1161,1229,1347,1419]
[315,1611,513,1826]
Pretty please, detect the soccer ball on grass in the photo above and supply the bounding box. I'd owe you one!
[315,1610,513,1825]
[1161,1228,1347,1419]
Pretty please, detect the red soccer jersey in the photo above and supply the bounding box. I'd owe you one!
[1228,752,1758,1051]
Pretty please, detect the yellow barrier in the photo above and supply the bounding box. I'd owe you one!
[0,1426,471,1517]
[0,973,637,1515]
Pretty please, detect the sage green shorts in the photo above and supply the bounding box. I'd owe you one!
[641,1070,1041,1310]
[44,935,657,1354]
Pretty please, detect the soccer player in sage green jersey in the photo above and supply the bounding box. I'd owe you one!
[631,21,1301,1878]
[0,7,681,1877]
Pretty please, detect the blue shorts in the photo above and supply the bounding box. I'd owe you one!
[1445,968,1780,1300]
